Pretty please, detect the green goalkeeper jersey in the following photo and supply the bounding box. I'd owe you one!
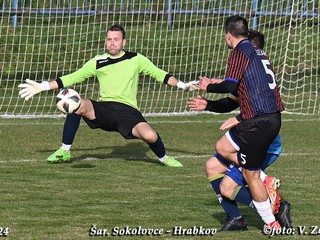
[58,51,170,109]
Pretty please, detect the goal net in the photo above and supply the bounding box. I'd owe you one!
[0,0,319,117]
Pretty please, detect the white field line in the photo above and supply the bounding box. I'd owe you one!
[0,152,318,164]
[0,118,319,126]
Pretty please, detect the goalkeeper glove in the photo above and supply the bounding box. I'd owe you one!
[18,79,50,101]
[177,80,200,91]
[177,81,188,90]
[187,80,200,91]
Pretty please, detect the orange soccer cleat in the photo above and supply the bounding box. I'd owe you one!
[264,176,281,214]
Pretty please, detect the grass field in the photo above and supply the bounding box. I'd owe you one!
[0,113,319,239]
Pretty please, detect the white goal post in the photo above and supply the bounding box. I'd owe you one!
[0,0,319,117]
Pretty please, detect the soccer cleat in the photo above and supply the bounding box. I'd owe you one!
[218,216,248,232]
[263,221,281,235]
[162,156,183,167]
[276,200,292,228]
[264,176,281,214]
[47,148,71,163]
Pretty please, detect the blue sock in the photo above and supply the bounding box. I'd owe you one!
[147,133,165,158]
[233,186,254,207]
[210,175,241,218]
[62,113,81,145]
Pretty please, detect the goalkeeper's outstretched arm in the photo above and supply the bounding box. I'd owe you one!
[166,76,199,91]
[18,79,59,101]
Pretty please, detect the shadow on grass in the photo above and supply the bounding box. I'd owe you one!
[41,140,200,166]
[73,142,159,165]
[71,163,96,168]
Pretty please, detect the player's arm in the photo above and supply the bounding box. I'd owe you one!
[188,95,239,113]
[18,59,95,100]
[211,95,243,124]
[138,53,196,90]
[206,80,237,93]
[198,76,237,93]
[206,96,239,113]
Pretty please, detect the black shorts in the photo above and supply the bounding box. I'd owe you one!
[227,112,281,169]
[83,101,147,139]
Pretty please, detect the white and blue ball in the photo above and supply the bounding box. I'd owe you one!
[56,88,81,114]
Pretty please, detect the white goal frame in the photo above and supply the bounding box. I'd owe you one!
[0,0,319,117]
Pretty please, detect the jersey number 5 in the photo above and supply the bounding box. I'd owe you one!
[262,59,276,90]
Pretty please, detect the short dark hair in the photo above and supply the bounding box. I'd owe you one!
[224,15,248,38]
[248,30,264,49]
[106,24,126,39]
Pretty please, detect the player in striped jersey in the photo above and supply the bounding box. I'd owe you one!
[197,16,285,233]
[188,95,291,230]
[187,30,290,231]
[18,24,194,167]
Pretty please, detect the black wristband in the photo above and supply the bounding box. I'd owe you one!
[55,77,64,89]
[235,114,243,122]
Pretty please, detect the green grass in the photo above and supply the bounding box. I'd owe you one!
[0,114,319,239]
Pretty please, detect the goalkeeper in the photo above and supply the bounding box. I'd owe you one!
[18,24,194,167]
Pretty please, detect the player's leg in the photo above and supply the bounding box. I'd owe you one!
[220,168,254,208]
[260,156,281,214]
[217,121,281,233]
[261,136,283,214]
[259,153,282,214]
[215,133,256,209]
[132,122,182,167]
[206,154,247,231]
[237,114,282,233]
[242,168,282,233]
[215,134,240,166]
[220,161,289,229]
[221,152,282,222]
[47,98,94,163]
[222,160,281,214]
[47,113,79,162]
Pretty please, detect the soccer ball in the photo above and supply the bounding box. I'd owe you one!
[56,88,81,114]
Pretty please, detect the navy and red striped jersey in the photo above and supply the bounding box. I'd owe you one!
[225,40,285,120]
